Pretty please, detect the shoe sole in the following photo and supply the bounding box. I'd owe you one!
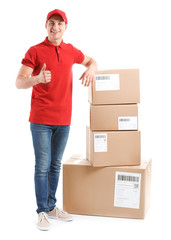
[48,216,73,222]
[37,226,50,231]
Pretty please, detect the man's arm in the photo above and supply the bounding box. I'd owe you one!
[79,55,97,87]
[16,63,51,89]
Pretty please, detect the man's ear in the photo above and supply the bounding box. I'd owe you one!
[45,21,47,29]
[65,24,68,30]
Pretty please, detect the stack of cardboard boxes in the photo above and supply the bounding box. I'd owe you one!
[63,69,152,219]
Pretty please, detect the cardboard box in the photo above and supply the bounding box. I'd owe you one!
[86,127,141,167]
[63,155,152,219]
[90,104,138,131]
[88,69,140,105]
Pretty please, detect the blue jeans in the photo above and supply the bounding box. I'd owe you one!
[30,123,70,214]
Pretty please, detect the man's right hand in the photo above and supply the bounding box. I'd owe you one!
[16,63,51,89]
[38,63,51,84]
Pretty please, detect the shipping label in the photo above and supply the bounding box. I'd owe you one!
[118,116,137,130]
[114,172,141,209]
[94,133,107,152]
[95,74,120,91]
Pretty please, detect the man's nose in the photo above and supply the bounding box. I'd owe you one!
[53,23,60,29]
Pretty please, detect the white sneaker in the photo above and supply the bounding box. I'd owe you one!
[36,212,51,231]
[48,207,73,222]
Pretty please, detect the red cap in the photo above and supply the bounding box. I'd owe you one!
[46,9,68,24]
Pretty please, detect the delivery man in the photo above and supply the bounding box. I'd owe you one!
[16,9,97,231]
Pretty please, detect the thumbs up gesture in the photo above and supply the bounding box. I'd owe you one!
[38,63,51,84]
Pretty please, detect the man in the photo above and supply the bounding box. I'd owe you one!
[16,9,97,231]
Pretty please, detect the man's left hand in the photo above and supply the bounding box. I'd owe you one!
[79,68,96,87]
[79,55,97,87]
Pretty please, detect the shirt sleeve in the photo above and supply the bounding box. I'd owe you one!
[73,46,85,64]
[21,47,37,69]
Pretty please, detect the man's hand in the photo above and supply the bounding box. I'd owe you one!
[38,63,51,84]
[16,63,51,89]
[79,67,96,87]
[80,55,97,87]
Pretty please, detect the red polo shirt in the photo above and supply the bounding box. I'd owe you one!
[21,37,84,125]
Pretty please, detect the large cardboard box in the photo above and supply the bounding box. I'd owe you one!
[63,155,152,219]
[88,69,140,105]
[90,104,138,131]
[86,127,141,167]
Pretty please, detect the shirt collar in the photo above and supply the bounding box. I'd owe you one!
[44,37,64,48]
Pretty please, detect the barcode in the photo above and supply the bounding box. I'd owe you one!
[95,135,106,139]
[96,75,111,80]
[118,175,139,182]
[119,118,130,122]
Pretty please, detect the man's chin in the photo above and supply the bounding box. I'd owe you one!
[48,36,60,42]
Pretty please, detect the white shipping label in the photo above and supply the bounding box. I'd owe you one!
[118,116,137,130]
[94,133,107,152]
[95,74,120,91]
[114,172,141,209]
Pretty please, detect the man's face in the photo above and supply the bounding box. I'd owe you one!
[45,14,67,42]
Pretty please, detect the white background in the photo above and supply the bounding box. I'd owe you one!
[0,0,171,239]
